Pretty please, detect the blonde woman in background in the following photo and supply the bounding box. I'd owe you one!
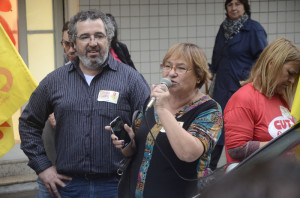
[224,38,300,164]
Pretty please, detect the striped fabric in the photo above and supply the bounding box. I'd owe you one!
[19,55,150,175]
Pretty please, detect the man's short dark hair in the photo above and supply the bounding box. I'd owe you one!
[62,21,69,33]
[68,10,114,44]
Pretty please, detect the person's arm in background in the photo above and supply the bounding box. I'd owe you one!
[227,141,269,161]
[210,25,223,74]
[48,113,56,129]
[249,20,268,59]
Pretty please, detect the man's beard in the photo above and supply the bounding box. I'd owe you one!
[77,45,109,70]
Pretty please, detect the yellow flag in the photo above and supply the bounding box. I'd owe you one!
[0,23,37,124]
[291,80,300,123]
[0,118,14,158]
[0,23,37,157]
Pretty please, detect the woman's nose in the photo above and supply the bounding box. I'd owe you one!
[168,67,178,76]
[289,76,295,84]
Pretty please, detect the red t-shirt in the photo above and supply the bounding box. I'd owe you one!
[224,83,295,163]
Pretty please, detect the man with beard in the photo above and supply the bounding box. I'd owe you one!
[19,10,150,198]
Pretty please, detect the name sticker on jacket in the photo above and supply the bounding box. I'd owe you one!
[97,90,119,104]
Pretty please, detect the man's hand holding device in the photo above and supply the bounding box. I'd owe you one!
[109,116,132,149]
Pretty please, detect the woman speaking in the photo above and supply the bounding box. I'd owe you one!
[107,43,223,198]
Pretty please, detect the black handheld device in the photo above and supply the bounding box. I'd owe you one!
[110,116,131,148]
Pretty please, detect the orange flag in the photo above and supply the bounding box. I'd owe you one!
[0,118,14,157]
[0,23,37,157]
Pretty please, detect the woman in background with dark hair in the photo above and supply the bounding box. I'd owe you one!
[209,0,268,170]
[106,13,136,70]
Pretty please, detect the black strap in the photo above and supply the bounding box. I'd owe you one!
[182,100,217,130]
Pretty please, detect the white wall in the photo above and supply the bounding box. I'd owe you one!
[79,0,300,89]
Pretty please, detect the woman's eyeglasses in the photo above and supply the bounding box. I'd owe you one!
[160,64,192,74]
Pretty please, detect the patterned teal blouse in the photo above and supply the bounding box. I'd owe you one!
[128,95,223,198]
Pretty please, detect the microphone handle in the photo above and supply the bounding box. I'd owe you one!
[146,97,156,112]
[145,79,171,112]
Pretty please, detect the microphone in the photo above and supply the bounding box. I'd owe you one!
[145,78,172,112]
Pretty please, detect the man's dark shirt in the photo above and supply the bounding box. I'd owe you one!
[19,55,150,175]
